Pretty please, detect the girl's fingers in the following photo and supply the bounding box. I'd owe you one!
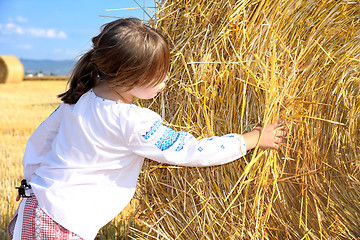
[271,142,280,150]
[276,129,287,137]
[275,136,283,144]
[274,120,287,138]
[269,120,285,131]
[275,119,285,127]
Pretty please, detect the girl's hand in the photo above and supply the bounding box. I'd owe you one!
[243,120,287,150]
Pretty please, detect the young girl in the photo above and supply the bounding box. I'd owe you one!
[8,18,286,240]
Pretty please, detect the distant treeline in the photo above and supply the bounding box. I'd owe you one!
[21,59,76,76]
[23,76,69,81]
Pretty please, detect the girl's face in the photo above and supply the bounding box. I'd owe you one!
[128,76,168,100]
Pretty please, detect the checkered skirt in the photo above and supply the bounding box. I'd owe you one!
[8,193,82,240]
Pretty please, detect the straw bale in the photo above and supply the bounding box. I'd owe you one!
[0,55,24,84]
[134,0,360,239]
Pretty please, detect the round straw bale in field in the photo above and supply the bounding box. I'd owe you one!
[0,55,24,83]
[136,0,360,239]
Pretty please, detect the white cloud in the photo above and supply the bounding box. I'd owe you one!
[0,21,67,39]
[5,22,24,34]
[27,27,67,39]
[58,31,67,39]
[16,16,28,23]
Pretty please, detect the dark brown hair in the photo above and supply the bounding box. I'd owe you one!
[58,18,170,104]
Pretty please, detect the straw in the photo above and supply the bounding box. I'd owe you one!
[130,0,359,238]
[0,55,24,84]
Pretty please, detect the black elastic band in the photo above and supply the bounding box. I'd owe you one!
[15,179,32,198]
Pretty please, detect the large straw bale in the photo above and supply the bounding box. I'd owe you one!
[135,0,360,239]
[0,55,24,84]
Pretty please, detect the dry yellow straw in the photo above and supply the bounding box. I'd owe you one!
[131,0,360,239]
[0,55,24,84]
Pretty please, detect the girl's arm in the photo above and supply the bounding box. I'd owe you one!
[128,110,286,167]
[23,104,65,181]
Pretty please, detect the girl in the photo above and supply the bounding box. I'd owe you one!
[8,18,286,240]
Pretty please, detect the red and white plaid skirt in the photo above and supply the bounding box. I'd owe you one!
[8,192,83,240]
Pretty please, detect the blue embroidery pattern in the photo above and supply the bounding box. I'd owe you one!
[198,147,204,152]
[142,120,161,140]
[175,131,187,151]
[143,121,189,151]
[155,128,180,151]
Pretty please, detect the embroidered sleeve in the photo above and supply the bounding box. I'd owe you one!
[130,119,247,167]
[142,122,188,152]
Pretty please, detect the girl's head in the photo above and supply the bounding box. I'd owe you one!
[59,18,170,104]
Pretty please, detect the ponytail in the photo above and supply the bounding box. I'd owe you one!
[58,50,99,104]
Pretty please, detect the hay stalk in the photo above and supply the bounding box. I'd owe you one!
[132,0,360,238]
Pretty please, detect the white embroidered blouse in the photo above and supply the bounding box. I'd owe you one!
[23,89,247,240]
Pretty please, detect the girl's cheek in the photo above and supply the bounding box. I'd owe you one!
[156,84,165,93]
[160,82,166,89]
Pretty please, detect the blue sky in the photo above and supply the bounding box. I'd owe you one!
[0,0,155,60]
